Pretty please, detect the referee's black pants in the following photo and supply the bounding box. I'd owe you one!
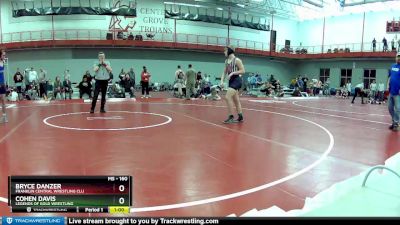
[91,80,108,111]
[352,87,364,104]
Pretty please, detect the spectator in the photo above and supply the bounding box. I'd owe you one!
[324,78,330,95]
[296,76,304,91]
[383,37,388,52]
[8,88,18,102]
[196,71,203,90]
[256,74,263,87]
[398,39,400,52]
[302,76,308,92]
[38,68,48,100]
[123,74,135,98]
[206,85,221,101]
[311,78,318,96]
[26,80,39,100]
[140,66,151,98]
[13,68,24,100]
[128,67,135,82]
[175,65,185,98]
[275,80,283,97]
[84,70,93,83]
[63,77,73,100]
[378,82,385,103]
[269,74,277,86]
[392,38,396,51]
[204,74,210,83]
[23,68,30,91]
[119,68,126,81]
[47,79,53,99]
[372,38,376,52]
[346,82,352,96]
[28,67,38,85]
[78,76,92,99]
[340,85,349,99]
[369,80,377,102]
[292,87,302,97]
[53,76,63,100]
[64,69,70,80]
[108,82,124,98]
[260,82,274,97]
[250,74,257,90]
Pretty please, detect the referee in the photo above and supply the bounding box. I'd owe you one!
[91,52,112,113]
[351,82,365,104]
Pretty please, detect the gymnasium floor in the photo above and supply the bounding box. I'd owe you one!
[0,94,399,217]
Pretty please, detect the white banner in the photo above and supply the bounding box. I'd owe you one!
[136,0,173,34]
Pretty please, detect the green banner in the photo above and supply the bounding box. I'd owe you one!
[165,11,269,31]
[13,7,136,17]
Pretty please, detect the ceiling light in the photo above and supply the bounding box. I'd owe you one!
[237,4,245,7]
[164,2,202,7]
[217,7,223,10]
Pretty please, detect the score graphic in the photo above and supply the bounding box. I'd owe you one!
[8,176,132,213]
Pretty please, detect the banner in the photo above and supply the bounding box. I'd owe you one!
[135,0,173,34]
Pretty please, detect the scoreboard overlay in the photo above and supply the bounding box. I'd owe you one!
[8,176,132,213]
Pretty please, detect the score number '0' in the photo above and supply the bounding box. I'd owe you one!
[119,185,125,204]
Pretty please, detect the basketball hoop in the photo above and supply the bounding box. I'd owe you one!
[4,57,8,65]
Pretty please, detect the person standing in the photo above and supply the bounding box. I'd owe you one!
[398,39,400,52]
[383,37,388,52]
[64,69,71,81]
[38,68,48,100]
[0,49,7,123]
[91,52,112,113]
[175,65,185,98]
[351,82,365,104]
[220,45,245,124]
[387,52,400,131]
[346,81,352,97]
[128,67,135,83]
[14,68,24,100]
[377,82,385,103]
[28,67,38,86]
[118,69,125,80]
[185,64,196,100]
[392,39,396,51]
[302,76,308,92]
[372,38,376,52]
[140,66,151,98]
[369,80,377,102]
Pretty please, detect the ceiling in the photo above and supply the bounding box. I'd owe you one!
[164,0,400,20]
